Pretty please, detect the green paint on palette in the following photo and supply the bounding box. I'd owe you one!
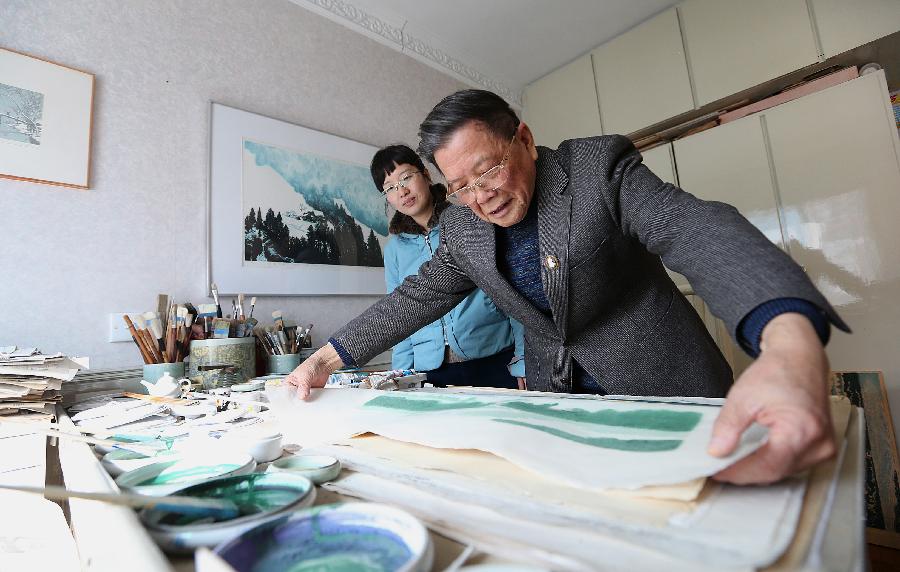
[138,463,241,486]
[159,473,305,525]
[502,401,701,432]
[364,394,489,412]
[494,419,683,452]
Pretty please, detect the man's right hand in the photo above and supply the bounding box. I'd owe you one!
[285,343,344,399]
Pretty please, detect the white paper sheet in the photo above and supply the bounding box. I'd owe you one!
[266,387,767,490]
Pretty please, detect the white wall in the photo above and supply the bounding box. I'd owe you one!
[0,0,467,369]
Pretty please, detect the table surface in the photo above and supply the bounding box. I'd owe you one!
[45,400,867,572]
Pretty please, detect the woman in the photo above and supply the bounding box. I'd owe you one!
[372,144,525,389]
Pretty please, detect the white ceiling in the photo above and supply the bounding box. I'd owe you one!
[295,0,680,105]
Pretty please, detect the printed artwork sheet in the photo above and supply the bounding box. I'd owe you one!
[267,387,767,490]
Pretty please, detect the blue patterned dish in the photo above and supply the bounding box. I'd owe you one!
[212,502,432,572]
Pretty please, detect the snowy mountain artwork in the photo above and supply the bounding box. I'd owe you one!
[242,139,388,268]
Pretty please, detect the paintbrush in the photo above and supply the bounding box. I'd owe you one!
[22,425,167,455]
[237,294,245,320]
[157,294,169,331]
[123,315,153,364]
[248,297,257,319]
[0,484,241,520]
[134,316,163,363]
[211,283,222,318]
[272,310,284,331]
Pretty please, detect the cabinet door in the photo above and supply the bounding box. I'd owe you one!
[672,116,788,379]
[811,0,900,58]
[679,0,820,105]
[673,117,785,249]
[765,71,900,438]
[523,54,603,149]
[591,7,694,136]
[641,143,677,186]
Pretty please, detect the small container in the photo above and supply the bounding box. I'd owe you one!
[266,353,302,374]
[188,338,256,389]
[267,455,341,484]
[140,472,316,554]
[222,428,284,463]
[213,502,433,572]
[143,362,186,383]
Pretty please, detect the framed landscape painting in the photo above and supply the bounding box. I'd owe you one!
[0,48,94,188]
[208,103,388,295]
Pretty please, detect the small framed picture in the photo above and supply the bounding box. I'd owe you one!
[0,47,94,188]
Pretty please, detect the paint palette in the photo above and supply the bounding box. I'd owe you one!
[116,452,256,496]
[100,448,180,478]
[212,502,432,572]
[141,472,316,554]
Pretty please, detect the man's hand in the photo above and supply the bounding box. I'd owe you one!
[709,313,836,485]
[284,343,344,400]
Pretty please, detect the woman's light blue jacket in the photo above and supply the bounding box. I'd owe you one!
[384,225,525,377]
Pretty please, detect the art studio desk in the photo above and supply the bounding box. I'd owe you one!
[45,393,866,572]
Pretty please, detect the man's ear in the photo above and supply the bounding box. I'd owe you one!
[518,122,539,161]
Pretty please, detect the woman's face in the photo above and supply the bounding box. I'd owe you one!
[382,163,433,220]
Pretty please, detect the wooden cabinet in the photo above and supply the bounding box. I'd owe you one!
[678,0,819,105]
[811,0,900,57]
[591,8,694,136]
[523,54,603,149]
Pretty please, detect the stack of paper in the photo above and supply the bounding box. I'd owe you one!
[0,346,85,418]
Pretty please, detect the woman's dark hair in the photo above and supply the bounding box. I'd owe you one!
[370,144,448,235]
[417,89,520,168]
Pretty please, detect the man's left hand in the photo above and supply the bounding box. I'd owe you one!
[708,313,837,485]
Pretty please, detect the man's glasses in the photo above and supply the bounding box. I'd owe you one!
[446,135,515,206]
[381,170,421,197]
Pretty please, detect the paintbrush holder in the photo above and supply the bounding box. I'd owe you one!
[266,353,303,375]
[188,338,256,389]
[142,362,185,383]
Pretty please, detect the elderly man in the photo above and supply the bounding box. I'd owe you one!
[287,89,849,485]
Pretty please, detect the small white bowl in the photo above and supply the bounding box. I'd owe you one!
[266,455,341,484]
[215,428,284,464]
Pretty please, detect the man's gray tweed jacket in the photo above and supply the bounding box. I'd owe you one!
[332,135,847,397]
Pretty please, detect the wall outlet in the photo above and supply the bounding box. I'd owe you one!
[109,313,141,343]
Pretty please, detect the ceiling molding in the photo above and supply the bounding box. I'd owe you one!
[294,0,522,106]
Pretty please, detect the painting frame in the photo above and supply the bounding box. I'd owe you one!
[0,47,94,189]
[207,102,388,296]
[830,371,900,547]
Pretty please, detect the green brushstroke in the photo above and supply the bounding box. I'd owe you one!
[501,401,701,432]
[494,419,683,452]
[138,463,241,485]
[364,394,489,412]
